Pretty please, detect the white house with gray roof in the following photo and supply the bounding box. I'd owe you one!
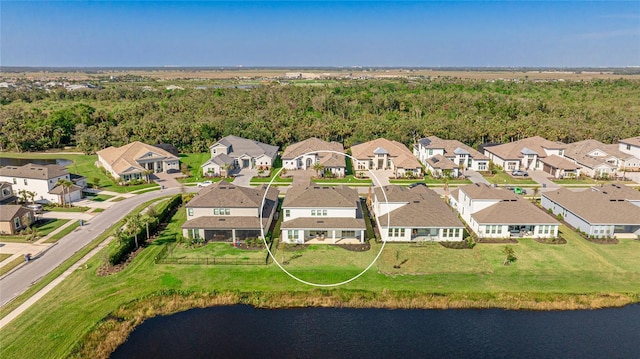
[280,183,366,243]
[541,185,640,238]
[450,183,559,239]
[0,163,85,205]
[373,185,465,242]
[619,136,640,159]
[202,135,278,176]
[414,136,489,175]
[181,180,279,243]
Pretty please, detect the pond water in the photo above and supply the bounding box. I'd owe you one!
[111,304,640,358]
[0,157,73,167]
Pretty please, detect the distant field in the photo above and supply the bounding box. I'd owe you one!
[5,68,640,81]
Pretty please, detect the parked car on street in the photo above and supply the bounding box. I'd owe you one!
[197,181,213,187]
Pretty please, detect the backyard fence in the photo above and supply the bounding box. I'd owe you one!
[154,244,268,265]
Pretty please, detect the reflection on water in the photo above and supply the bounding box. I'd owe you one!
[111,304,640,359]
[0,158,73,167]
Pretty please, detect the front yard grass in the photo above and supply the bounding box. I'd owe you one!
[44,221,81,243]
[44,205,90,213]
[0,257,24,276]
[484,172,538,185]
[0,219,70,242]
[0,253,12,262]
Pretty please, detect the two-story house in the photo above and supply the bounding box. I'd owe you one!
[413,136,489,176]
[449,183,559,239]
[202,135,279,177]
[372,185,465,242]
[97,141,180,182]
[483,136,566,172]
[281,137,346,177]
[350,138,422,178]
[181,180,279,243]
[0,163,85,205]
[280,183,366,244]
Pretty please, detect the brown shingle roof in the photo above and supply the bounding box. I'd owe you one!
[187,180,279,210]
[282,137,346,169]
[425,154,457,170]
[458,183,517,201]
[484,136,566,160]
[565,139,635,161]
[283,183,358,208]
[472,199,559,225]
[620,136,640,147]
[375,185,464,228]
[543,187,640,224]
[0,205,30,222]
[540,155,580,170]
[97,141,179,175]
[350,138,421,169]
[0,163,68,180]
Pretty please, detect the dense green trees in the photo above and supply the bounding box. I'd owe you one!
[1,78,638,153]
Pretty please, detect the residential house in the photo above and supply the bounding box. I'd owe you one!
[541,185,640,237]
[619,136,640,159]
[350,138,422,178]
[564,139,639,178]
[414,136,490,176]
[0,163,84,205]
[372,185,465,242]
[539,155,581,179]
[449,183,559,238]
[202,135,278,176]
[281,137,346,177]
[0,182,18,205]
[483,136,566,173]
[280,183,366,244]
[181,180,279,243]
[97,141,180,182]
[0,205,33,235]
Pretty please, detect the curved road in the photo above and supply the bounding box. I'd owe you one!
[0,187,194,307]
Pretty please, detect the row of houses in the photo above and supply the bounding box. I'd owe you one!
[93,135,640,183]
[181,179,640,245]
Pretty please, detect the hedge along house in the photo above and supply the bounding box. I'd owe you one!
[202,135,279,177]
[280,183,366,244]
[541,185,640,238]
[281,137,346,177]
[372,185,465,242]
[450,183,559,239]
[181,180,279,243]
[97,141,180,182]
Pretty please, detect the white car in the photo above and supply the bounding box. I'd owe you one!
[197,181,213,187]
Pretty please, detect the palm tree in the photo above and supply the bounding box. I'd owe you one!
[125,213,144,248]
[143,169,154,183]
[56,179,74,207]
[142,214,157,240]
[311,162,325,178]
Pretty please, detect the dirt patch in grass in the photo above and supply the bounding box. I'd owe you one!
[438,241,472,249]
[533,237,567,245]
[333,242,371,252]
[96,246,145,277]
[476,238,519,244]
[585,237,619,245]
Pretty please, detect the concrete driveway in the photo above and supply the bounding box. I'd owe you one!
[464,169,490,185]
[232,168,257,187]
[529,171,560,191]
[370,170,394,187]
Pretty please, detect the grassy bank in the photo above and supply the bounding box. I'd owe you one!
[2,215,640,358]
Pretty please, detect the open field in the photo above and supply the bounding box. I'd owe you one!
[4,68,640,81]
[1,199,640,359]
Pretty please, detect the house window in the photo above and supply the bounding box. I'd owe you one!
[478,162,487,171]
[311,210,327,216]
[189,229,200,240]
[213,208,230,215]
[2,188,9,196]
[507,163,516,170]
[285,209,290,217]
[14,217,20,229]
[24,179,28,185]
[627,144,631,151]
[428,149,433,155]
[214,208,219,215]
[13,178,17,184]
[188,208,194,216]
[288,230,298,240]
[311,209,316,216]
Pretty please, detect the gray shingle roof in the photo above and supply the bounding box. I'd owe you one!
[417,136,488,160]
[211,135,278,160]
[0,163,68,180]
[543,187,640,225]
[282,183,359,208]
[186,180,279,211]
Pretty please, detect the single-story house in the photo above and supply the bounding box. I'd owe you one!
[350,138,422,179]
[564,139,639,178]
[0,205,33,235]
[539,155,581,179]
[372,185,465,242]
[281,137,346,177]
[97,141,180,182]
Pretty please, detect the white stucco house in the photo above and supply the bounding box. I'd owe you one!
[350,138,422,178]
[564,139,638,179]
[372,185,465,242]
[281,137,346,177]
[0,163,85,205]
[202,135,278,176]
[483,136,566,172]
[97,141,180,182]
[280,183,366,244]
[181,180,279,243]
[414,136,489,176]
[449,183,559,239]
[541,185,640,238]
[619,136,640,159]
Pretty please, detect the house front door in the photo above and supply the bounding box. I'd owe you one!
[306,158,313,168]
[242,159,250,168]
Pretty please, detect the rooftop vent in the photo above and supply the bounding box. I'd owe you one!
[317,221,324,224]
[218,218,226,221]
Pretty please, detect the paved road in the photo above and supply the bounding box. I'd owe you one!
[0,187,195,307]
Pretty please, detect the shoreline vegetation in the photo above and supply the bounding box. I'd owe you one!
[73,290,639,359]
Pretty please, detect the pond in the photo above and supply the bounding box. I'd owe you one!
[111,304,640,358]
[0,157,73,167]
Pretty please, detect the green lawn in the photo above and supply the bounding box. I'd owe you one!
[0,257,24,276]
[86,194,114,202]
[178,152,211,182]
[311,175,372,185]
[2,211,640,359]
[45,221,81,243]
[44,205,90,213]
[0,253,12,262]
[0,219,70,242]
[484,172,539,185]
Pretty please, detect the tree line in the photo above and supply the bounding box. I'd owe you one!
[1,78,638,153]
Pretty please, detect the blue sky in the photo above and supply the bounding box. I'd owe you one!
[1,1,639,67]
